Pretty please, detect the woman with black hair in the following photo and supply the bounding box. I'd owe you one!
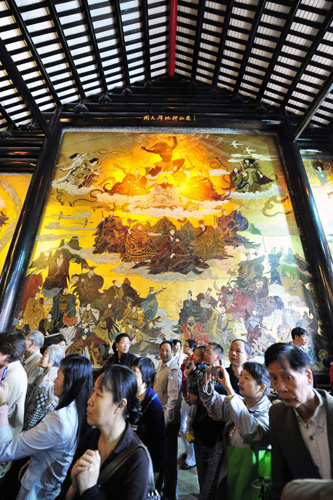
[198,361,271,499]
[132,356,165,475]
[62,365,149,500]
[0,354,93,500]
[104,333,137,368]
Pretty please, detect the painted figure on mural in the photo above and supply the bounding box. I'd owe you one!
[77,302,99,330]
[121,304,144,338]
[103,278,142,322]
[240,157,274,192]
[312,160,329,186]
[178,291,201,326]
[121,223,155,263]
[58,152,88,184]
[72,267,104,306]
[193,220,229,260]
[43,250,70,295]
[268,247,283,285]
[148,228,208,275]
[16,270,43,318]
[141,135,185,176]
[93,303,119,346]
[93,210,128,254]
[22,291,46,331]
[38,312,58,336]
[140,286,166,322]
[217,209,258,249]
[181,169,226,202]
[77,157,100,188]
[51,287,77,328]
[196,288,218,322]
[66,325,106,365]
[138,176,183,210]
[110,168,148,196]
[181,316,210,344]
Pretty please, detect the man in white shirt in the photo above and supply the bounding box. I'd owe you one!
[154,340,182,500]
[23,330,44,388]
[265,343,333,500]
[0,330,27,480]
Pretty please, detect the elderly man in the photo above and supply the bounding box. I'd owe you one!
[265,343,333,499]
[23,330,44,388]
[153,340,182,500]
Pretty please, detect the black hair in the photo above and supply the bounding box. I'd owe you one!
[291,327,308,341]
[160,340,173,350]
[172,339,181,347]
[231,338,252,356]
[112,333,130,353]
[242,361,270,396]
[57,354,93,439]
[0,330,26,362]
[132,357,156,389]
[194,345,206,358]
[207,342,224,357]
[99,365,139,424]
[185,339,197,350]
[265,343,311,370]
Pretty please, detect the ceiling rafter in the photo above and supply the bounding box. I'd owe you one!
[44,0,86,100]
[212,0,236,87]
[79,0,108,95]
[256,0,304,101]
[8,1,61,108]
[112,0,130,87]
[0,37,49,136]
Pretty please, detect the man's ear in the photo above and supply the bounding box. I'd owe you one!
[306,368,313,386]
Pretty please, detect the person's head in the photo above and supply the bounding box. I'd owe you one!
[160,340,173,364]
[229,339,251,369]
[184,339,197,356]
[132,357,156,396]
[265,343,313,408]
[87,365,138,428]
[172,339,182,354]
[55,354,93,438]
[39,345,64,370]
[113,334,131,355]
[193,345,205,364]
[239,362,270,401]
[0,330,26,367]
[204,342,223,366]
[44,334,67,351]
[25,330,44,356]
[291,327,308,347]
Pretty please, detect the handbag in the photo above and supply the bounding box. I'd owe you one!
[227,445,271,500]
[98,442,160,500]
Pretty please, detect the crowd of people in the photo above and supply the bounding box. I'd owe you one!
[0,326,332,500]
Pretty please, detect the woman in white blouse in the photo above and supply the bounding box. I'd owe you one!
[0,354,93,500]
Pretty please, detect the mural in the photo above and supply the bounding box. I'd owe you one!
[12,131,325,366]
[0,174,32,274]
[302,157,333,258]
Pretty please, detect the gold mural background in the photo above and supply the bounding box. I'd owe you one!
[0,174,32,274]
[13,131,324,366]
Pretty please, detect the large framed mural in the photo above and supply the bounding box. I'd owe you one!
[13,130,325,366]
[0,174,32,274]
[302,157,333,259]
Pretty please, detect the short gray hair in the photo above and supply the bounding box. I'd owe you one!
[28,330,44,348]
[46,345,65,367]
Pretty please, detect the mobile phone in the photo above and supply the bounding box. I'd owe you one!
[210,366,223,379]
[0,366,8,383]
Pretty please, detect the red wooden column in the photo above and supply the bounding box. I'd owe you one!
[169,0,178,76]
